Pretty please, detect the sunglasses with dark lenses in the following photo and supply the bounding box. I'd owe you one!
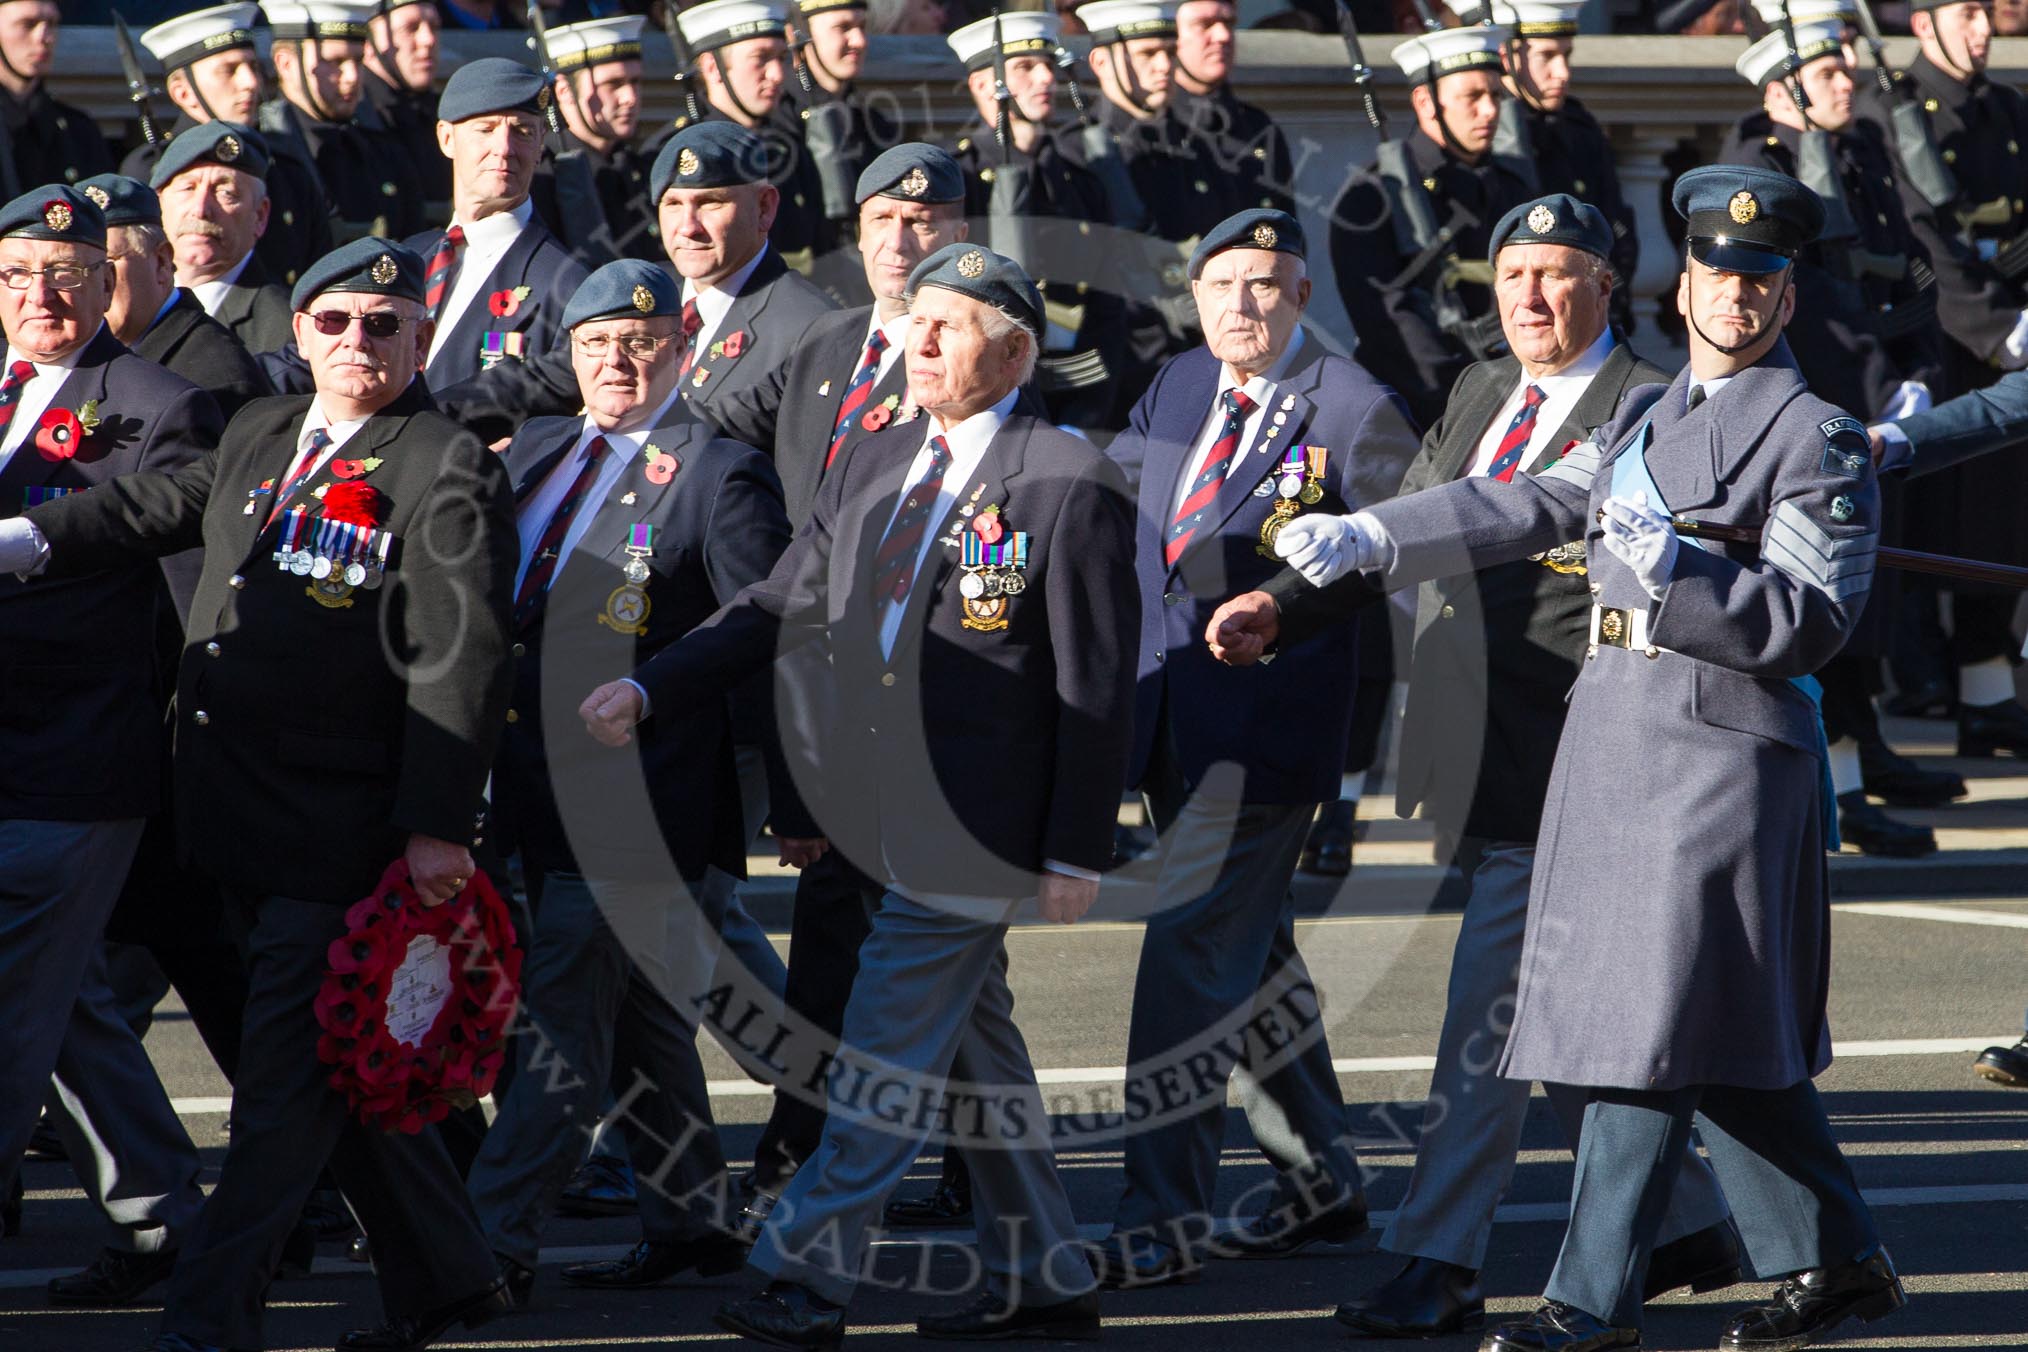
[309,310,407,339]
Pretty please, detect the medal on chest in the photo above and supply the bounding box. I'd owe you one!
[1256,445,1328,558]
[958,508,1027,632]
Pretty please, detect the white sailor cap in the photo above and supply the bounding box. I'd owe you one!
[139,2,261,72]
[1750,0,1858,25]
[1392,26,1511,81]
[263,1,376,43]
[1490,1,1586,38]
[948,11,1063,71]
[548,15,649,72]
[1076,0,1179,44]
[678,0,790,55]
[1736,20,1848,87]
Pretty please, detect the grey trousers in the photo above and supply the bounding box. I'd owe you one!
[0,816,201,1256]
[470,869,740,1267]
[1547,1081,1877,1329]
[749,891,1094,1308]
[162,894,497,1350]
[1384,840,1731,1270]
[1113,783,1359,1236]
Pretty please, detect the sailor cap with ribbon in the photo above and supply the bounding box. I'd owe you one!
[547,15,649,73]
[1750,0,1858,24]
[948,11,1063,71]
[1493,1,1586,38]
[262,1,376,44]
[139,3,261,74]
[1392,25,1512,81]
[678,0,791,54]
[1077,0,1179,43]
[1736,20,1849,88]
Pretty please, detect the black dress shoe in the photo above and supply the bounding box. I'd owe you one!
[1836,793,1937,858]
[335,1277,513,1351]
[556,1153,637,1217]
[1643,1219,1743,1300]
[48,1246,178,1305]
[1299,800,1362,877]
[917,1289,1101,1341]
[1975,1036,2028,1087]
[714,1281,846,1349]
[496,1253,535,1308]
[1958,698,2028,757]
[1334,1255,1484,1338]
[1086,1231,1199,1289]
[1858,740,1966,807]
[1718,1247,1905,1350]
[560,1234,746,1288]
[25,1115,66,1162]
[1884,678,1954,719]
[1481,1301,1640,1351]
[883,1181,973,1228]
[151,1335,225,1352]
[1217,1195,1367,1258]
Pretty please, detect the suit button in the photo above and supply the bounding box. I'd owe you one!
[472,836,484,847]
[1439,604,1455,620]
[512,643,526,658]
[1155,650,1166,664]
[228,574,245,590]
[1163,591,1184,606]
[505,709,519,723]
[204,641,221,657]
[193,710,209,726]
[880,672,896,687]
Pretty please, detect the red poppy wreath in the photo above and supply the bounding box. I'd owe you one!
[313,860,522,1133]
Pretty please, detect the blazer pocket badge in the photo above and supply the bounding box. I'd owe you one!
[958,507,1027,632]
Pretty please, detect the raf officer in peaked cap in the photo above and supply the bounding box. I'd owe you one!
[1260,166,1908,1352]
[7,236,519,1352]
[132,4,334,286]
[150,123,299,358]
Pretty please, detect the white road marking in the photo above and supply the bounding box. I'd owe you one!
[1836,901,2028,930]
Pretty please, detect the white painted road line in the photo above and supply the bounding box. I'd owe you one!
[1836,901,2028,929]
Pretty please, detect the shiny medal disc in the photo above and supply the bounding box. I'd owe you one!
[982,570,1006,597]
[362,563,384,590]
[624,556,651,585]
[1000,571,1025,596]
[1299,481,1324,505]
[1277,475,1302,499]
[290,550,314,577]
[344,562,367,587]
[959,571,986,600]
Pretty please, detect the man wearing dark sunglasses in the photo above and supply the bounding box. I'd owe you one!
[7,235,521,1352]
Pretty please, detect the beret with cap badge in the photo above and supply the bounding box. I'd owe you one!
[0,184,108,250]
[289,236,427,310]
[563,258,684,329]
[1187,208,1305,280]
[905,242,1045,341]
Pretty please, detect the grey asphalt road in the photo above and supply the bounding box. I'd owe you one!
[4,894,2026,1352]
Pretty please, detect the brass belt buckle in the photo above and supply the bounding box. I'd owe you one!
[1596,606,1632,648]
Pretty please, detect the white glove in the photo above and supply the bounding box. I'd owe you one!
[1272,511,1387,588]
[2004,311,2028,369]
[1869,421,1913,472]
[1598,491,1677,603]
[0,517,45,577]
[1878,380,1931,422]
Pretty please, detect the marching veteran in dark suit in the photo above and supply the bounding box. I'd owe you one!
[0,183,218,1301]
[1255,167,1905,1352]
[6,237,518,1352]
[1085,209,1418,1290]
[579,243,1137,1347]
[85,174,272,423]
[151,123,298,359]
[409,59,588,395]
[467,260,792,1304]
[1214,196,1741,1342]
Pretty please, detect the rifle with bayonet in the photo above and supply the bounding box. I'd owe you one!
[658,0,705,127]
[985,12,1038,277]
[526,0,620,267]
[1055,43,1148,233]
[112,11,163,149]
[1332,0,1383,135]
[1481,3,1541,194]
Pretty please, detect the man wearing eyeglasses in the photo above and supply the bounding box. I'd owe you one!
[5,235,520,1352]
[0,181,220,1314]
[466,259,794,1304]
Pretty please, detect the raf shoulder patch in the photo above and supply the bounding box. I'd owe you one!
[1819,416,1869,479]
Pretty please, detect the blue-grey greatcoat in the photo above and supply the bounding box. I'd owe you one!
[1360,341,1879,1091]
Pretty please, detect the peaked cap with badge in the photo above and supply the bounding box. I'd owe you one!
[1674,163,1825,276]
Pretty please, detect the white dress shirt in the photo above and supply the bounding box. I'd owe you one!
[426,198,533,365]
[513,389,682,595]
[858,307,911,386]
[0,331,97,475]
[289,396,374,478]
[1463,328,1615,480]
[1169,325,1308,522]
[683,244,770,357]
[186,251,254,319]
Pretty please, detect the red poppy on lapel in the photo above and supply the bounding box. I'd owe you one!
[33,408,83,461]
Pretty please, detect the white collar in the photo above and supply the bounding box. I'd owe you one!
[683,241,769,308]
[450,196,533,248]
[5,327,98,376]
[302,392,382,446]
[927,386,1020,456]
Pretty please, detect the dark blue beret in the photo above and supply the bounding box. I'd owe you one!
[148,122,272,190]
[438,58,550,124]
[563,259,683,328]
[855,142,965,206]
[77,175,161,230]
[1187,208,1305,281]
[0,185,107,249]
[1487,193,1614,265]
[1672,164,1824,277]
[906,243,1043,341]
[289,237,427,310]
[650,121,770,201]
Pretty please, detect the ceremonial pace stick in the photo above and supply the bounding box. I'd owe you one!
[1671,517,2028,590]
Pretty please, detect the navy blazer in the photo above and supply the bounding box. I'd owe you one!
[632,412,1140,898]
[406,213,590,393]
[0,328,223,821]
[492,408,792,882]
[1107,333,1419,804]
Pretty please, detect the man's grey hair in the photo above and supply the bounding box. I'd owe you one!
[977,305,1040,387]
[111,223,170,258]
